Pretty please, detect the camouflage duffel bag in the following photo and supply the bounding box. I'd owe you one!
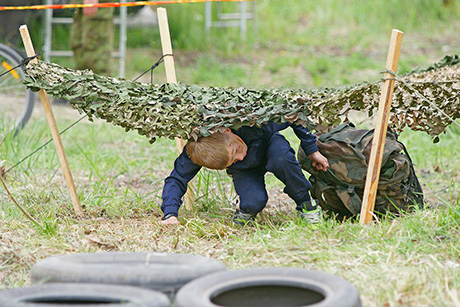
[298,123,424,220]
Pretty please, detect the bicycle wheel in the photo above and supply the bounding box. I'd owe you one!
[0,43,35,136]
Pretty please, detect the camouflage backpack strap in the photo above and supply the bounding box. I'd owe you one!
[318,168,363,215]
[298,122,367,216]
[308,177,335,213]
[299,123,424,218]
[302,156,363,215]
[308,176,357,217]
[335,184,363,215]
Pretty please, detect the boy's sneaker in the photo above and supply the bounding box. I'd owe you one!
[233,209,257,226]
[298,199,322,227]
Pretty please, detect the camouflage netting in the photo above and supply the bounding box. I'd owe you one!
[23,55,460,143]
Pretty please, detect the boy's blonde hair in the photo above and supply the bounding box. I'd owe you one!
[186,132,230,170]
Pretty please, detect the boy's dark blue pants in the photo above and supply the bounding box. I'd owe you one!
[227,133,312,214]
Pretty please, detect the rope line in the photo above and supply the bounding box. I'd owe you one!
[383,69,460,129]
[4,115,88,174]
[0,54,38,79]
[5,56,167,174]
[0,0,254,11]
[133,53,173,82]
[4,56,458,173]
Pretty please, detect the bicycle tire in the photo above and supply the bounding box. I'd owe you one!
[0,43,35,136]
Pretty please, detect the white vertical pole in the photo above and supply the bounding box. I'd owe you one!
[44,0,53,62]
[205,2,212,32]
[239,1,247,40]
[119,0,127,78]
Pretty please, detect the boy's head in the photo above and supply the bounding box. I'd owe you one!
[186,129,247,170]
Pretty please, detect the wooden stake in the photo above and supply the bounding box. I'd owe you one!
[157,8,194,208]
[20,25,83,216]
[157,8,184,154]
[359,29,403,224]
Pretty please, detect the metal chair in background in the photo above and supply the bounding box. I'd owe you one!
[205,1,256,40]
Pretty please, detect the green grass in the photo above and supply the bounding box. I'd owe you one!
[1,107,459,306]
[1,1,460,306]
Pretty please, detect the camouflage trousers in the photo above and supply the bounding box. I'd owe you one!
[70,1,114,76]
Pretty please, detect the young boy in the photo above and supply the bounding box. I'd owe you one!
[159,121,329,226]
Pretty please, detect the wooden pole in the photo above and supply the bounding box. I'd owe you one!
[359,29,403,224]
[157,8,184,154]
[157,8,194,208]
[19,25,83,216]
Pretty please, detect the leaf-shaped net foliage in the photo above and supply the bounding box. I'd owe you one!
[23,55,460,143]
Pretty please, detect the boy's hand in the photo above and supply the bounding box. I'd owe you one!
[159,216,181,225]
[308,151,329,172]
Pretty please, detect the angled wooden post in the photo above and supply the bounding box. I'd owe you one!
[360,29,403,224]
[157,7,194,208]
[20,25,83,216]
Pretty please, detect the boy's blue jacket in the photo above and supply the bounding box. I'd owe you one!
[161,121,318,217]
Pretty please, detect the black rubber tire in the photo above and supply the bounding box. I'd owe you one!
[31,252,226,295]
[175,268,362,307]
[0,283,170,307]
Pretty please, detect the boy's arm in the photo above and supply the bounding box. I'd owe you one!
[160,148,201,223]
[291,124,329,171]
[291,124,319,155]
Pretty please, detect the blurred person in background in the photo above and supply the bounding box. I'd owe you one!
[70,0,114,76]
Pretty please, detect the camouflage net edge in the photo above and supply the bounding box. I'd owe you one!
[23,55,460,143]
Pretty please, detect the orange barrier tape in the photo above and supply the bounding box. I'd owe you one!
[0,0,253,11]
